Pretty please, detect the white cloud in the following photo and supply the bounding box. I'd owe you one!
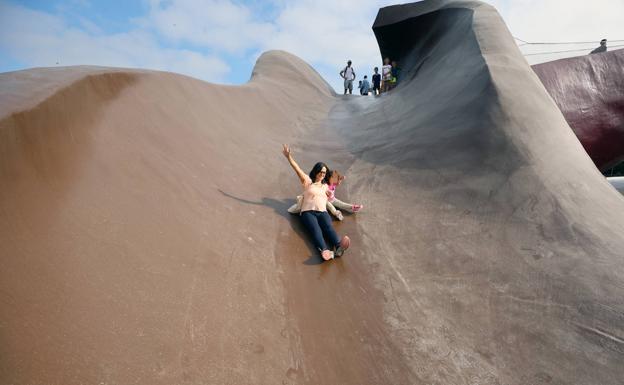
[142,0,276,54]
[0,1,230,82]
[131,0,394,90]
[484,0,624,64]
[258,0,393,92]
[2,0,623,90]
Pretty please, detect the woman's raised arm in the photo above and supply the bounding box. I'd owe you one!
[282,144,307,184]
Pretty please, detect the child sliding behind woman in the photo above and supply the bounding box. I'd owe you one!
[288,169,363,220]
[326,170,364,219]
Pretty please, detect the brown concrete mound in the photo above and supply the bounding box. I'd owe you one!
[1,1,623,384]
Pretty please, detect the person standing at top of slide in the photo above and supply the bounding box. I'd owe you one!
[372,67,381,95]
[381,57,392,93]
[360,76,370,96]
[389,60,400,90]
[340,60,356,95]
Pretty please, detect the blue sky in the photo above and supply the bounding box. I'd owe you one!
[1,0,623,92]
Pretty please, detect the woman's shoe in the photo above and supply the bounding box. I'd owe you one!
[335,236,350,257]
[321,249,335,261]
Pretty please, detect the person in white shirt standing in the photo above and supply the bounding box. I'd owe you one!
[340,60,356,95]
[381,57,392,93]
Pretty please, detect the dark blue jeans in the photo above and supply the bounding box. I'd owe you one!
[300,210,341,252]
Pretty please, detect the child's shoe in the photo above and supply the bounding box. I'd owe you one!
[335,236,350,257]
[352,204,363,213]
[336,211,344,221]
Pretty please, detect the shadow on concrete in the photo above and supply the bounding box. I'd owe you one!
[218,189,326,265]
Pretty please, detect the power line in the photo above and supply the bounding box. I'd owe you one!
[514,36,624,45]
[523,44,624,56]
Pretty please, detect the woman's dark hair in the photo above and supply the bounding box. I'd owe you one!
[309,162,328,183]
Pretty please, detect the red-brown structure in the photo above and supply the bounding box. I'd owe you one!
[532,49,624,171]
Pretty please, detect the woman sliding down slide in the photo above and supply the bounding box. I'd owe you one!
[282,144,350,261]
[287,169,364,221]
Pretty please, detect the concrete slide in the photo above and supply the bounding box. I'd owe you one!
[1,1,623,384]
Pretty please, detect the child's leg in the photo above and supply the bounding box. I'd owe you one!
[332,198,354,213]
[326,201,338,216]
[326,201,343,220]
[287,195,303,214]
[287,204,300,214]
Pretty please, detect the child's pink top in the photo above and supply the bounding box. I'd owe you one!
[327,183,337,202]
[300,175,328,212]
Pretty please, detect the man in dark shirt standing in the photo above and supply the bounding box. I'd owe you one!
[590,39,608,54]
[372,67,381,96]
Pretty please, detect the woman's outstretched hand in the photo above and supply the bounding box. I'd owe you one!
[283,144,306,184]
[282,144,291,158]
